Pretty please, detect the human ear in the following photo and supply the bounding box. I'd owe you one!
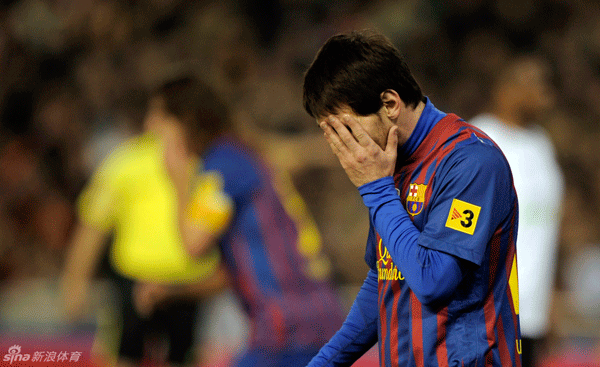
[380,89,402,119]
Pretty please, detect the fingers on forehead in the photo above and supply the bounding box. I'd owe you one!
[341,115,364,131]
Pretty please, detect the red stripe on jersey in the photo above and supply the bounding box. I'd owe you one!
[483,292,497,367]
[426,115,471,161]
[269,302,287,348]
[484,228,503,365]
[436,307,449,367]
[400,179,412,206]
[254,190,292,284]
[488,228,502,288]
[234,233,261,306]
[496,308,512,367]
[390,280,402,366]
[409,114,463,161]
[485,351,494,367]
[379,279,390,363]
[410,291,424,367]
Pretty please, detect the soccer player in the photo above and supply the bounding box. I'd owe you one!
[140,74,345,367]
[302,30,522,366]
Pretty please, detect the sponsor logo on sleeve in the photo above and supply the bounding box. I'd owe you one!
[445,198,481,235]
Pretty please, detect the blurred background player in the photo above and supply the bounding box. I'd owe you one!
[139,72,345,367]
[60,77,230,367]
[471,55,565,367]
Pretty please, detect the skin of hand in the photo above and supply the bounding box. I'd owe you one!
[132,265,231,317]
[61,278,91,322]
[60,224,110,322]
[319,114,399,187]
[132,282,170,318]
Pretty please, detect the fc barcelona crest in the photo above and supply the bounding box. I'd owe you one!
[407,183,427,216]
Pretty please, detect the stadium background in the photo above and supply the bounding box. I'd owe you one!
[0,0,599,365]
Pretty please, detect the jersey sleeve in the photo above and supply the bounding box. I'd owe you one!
[418,138,515,265]
[202,146,262,203]
[76,151,122,231]
[186,170,234,236]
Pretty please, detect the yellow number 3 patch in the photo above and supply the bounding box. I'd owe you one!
[445,198,481,235]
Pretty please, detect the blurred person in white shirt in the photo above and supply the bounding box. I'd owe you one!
[471,54,564,367]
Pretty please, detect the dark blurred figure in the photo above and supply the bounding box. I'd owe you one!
[148,72,345,367]
[471,55,564,367]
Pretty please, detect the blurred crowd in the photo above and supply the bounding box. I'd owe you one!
[1,0,600,362]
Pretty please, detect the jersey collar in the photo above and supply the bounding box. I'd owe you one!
[398,97,446,158]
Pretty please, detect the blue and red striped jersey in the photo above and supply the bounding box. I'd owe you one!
[364,99,522,367]
[201,135,343,352]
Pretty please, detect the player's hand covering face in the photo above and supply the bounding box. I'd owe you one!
[320,114,398,187]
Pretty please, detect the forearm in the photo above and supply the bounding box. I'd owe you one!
[359,177,465,305]
[168,264,230,299]
[60,223,109,319]
[307,269,379,367]
[178,202,217,258]
[62,223,108,282]
[133,264,230,317]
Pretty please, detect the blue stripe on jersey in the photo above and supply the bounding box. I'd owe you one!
[424,157,438,185]
[397,287,411,366]
[380,280,391,366]
[245,202,283,296]
[407,162,424,184]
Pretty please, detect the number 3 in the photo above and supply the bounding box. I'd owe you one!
[461,210,474,228]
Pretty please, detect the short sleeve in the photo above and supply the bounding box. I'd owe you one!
[77,153,121,231]
[187,170,234,236]
[202,144,262,202]
[418,139,516,265]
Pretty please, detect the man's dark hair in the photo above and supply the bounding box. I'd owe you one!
[303,30,423,118]
[155,74,231,146]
